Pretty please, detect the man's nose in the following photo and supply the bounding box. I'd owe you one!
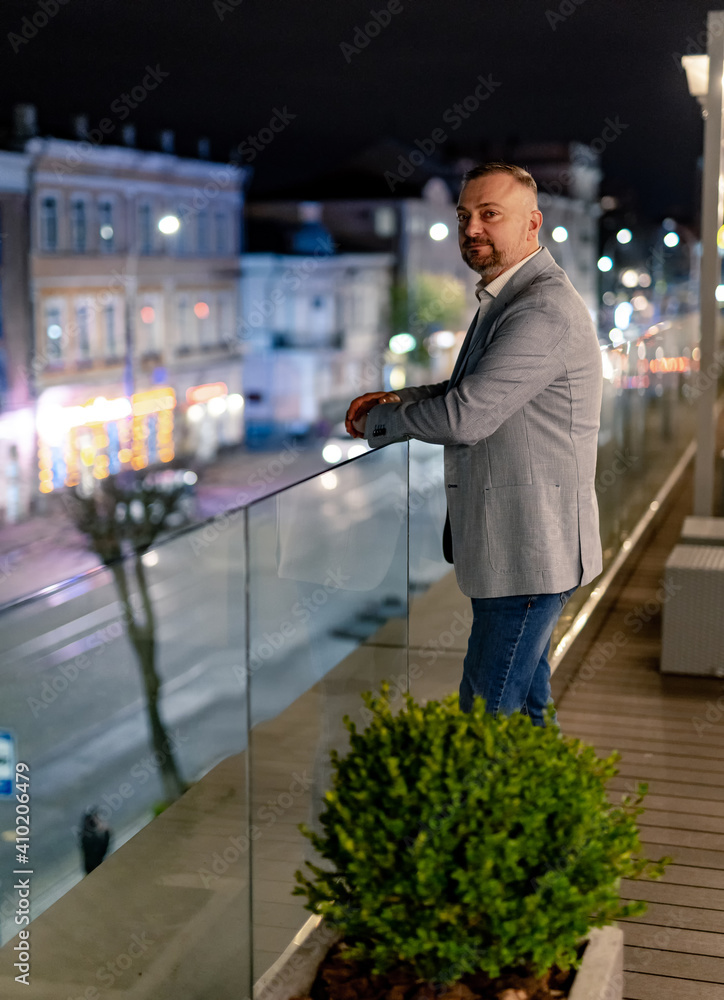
[463,217,484,239]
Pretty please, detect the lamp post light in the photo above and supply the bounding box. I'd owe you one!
[683,17,724,516]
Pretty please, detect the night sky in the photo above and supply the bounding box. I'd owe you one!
[0,0,716,220]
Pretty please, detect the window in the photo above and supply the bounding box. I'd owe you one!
[103,302,117,357]
[197,210,209,254]
[176,209,189,254]
[70,200,87,253]
[214,212,228,255]
[41,196,58,251]
[177,296,190,348]
[98,201,114,252]
[139,203,153,254]
[76,303,91,360]
[45,304,63,360]
[139,296,161,353]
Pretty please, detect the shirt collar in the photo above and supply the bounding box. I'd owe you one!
[475,246,542,301]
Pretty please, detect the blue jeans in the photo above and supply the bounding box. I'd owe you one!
[459,587,577,726]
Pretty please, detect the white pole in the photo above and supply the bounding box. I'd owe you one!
[694,10,724,516]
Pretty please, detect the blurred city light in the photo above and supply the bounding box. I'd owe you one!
[158,214,180,234]
[100,224,114,241]
[433,330,456,348]
[141,551,159,567]
[614,302,633,330]
[663,232,680,248]
[429,222,449,241]
[662,217,677,231]
[389,365,406,390]
[140,306,155,324]
[194,301,210,319]
[347,444,368,459]
[187,404,204,422]
[551,226,568,242]
[227,393,244,412]
[608,328,625,345]
[183,471,198,485]
[207,396,227,417]
[389,333,416,354]
[616,228,633,244]
[602,291,616,306]
[632,294,649,311]
[716,284,724,302]
[597,256,613,272]
[638,273,652,287]
[621,269,639,288]
[322,444,342,464]
[718,225,724,250]
[47,323,62,340]
[681,54,708,97]
[320,472,338,490]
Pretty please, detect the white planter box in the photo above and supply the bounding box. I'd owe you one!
[254,919,624,1000]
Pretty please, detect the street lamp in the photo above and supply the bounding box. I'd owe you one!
[683,12,724,516]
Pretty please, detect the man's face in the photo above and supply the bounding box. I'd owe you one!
[456,173,542,284]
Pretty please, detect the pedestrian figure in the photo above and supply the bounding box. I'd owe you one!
[79,807,110,874]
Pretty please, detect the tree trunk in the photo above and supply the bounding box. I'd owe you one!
[110,559,186,803]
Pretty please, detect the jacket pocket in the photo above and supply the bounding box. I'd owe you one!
[484,483,567,575]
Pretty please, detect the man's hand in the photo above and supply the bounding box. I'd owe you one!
[345,392,401,438]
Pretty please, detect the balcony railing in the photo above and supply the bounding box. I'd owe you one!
[0,310,718,996]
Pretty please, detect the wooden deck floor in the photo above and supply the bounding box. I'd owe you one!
[249,452,724,996]
[557,467,724,1000]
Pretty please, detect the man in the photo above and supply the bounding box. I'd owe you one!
[345,162,602,726]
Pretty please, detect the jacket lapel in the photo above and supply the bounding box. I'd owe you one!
[447,248,556,391]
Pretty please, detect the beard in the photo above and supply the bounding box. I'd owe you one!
[461,241,511,278]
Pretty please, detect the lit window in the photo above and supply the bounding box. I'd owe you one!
[45,305,63,360]
[98,201,114,251]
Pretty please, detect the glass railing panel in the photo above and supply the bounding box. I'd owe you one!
[246,443,408,984]
[0,516,250,994]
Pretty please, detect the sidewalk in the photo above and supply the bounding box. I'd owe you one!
[0,443,330,607]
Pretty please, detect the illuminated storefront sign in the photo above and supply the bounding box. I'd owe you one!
[186,382,228,405]
[37,388,176,493]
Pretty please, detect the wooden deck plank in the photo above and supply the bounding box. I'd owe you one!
[625,945,724,983]
[621,921,724,958]
[611,777,724,804]
[623,971,724,999]
[639,841,724,870]
[652,865,724,890]
[624,900,724,934]
[621,879,724,910]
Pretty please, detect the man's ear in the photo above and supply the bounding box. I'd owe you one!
[529,209,543,236]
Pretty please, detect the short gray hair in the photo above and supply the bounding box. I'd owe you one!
[461,161,537,204]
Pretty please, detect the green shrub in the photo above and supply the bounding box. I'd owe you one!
[294,686,668,983]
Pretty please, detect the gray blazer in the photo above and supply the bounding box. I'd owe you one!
[365,247,603,599]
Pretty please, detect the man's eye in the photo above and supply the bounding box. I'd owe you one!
[456,216,467,224]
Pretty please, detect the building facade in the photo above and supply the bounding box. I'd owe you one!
[27,138,246,495]
[0,150,33,523]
